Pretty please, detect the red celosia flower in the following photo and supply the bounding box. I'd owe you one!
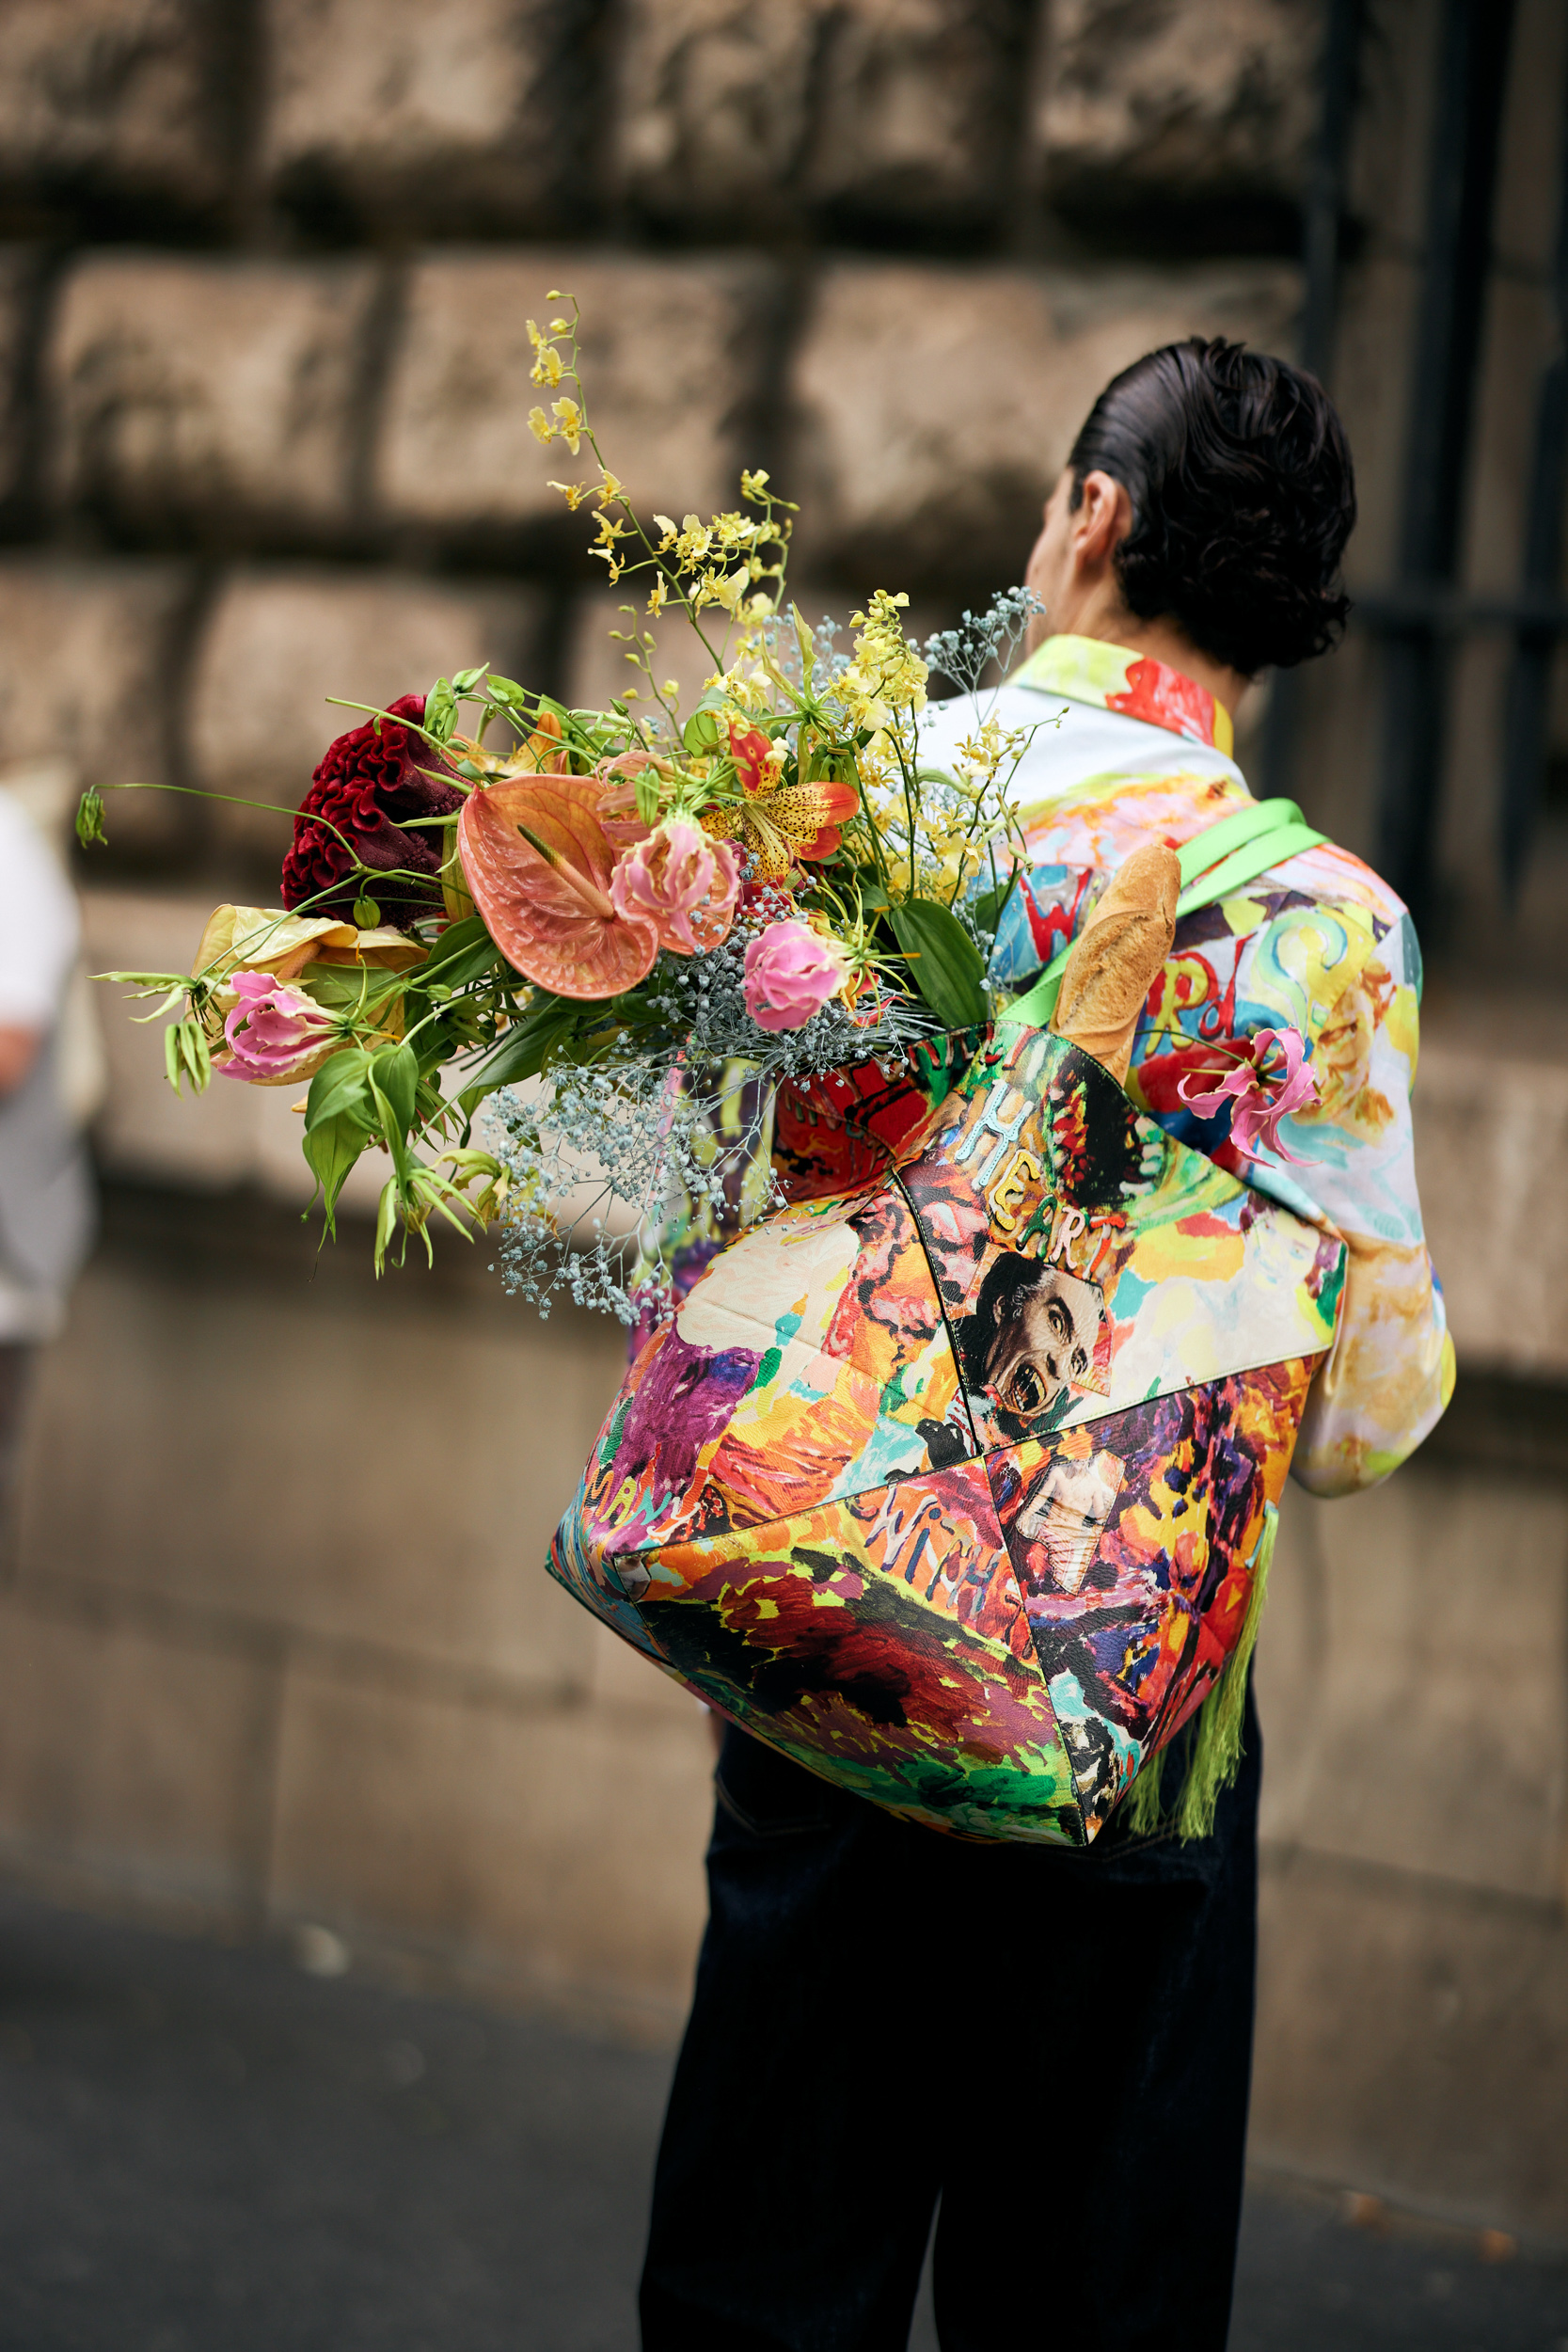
[280,693,464,928]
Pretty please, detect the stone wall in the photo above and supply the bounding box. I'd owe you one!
[0,0,1566,2246]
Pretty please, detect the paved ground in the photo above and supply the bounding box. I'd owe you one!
[0,1885,1561,2351]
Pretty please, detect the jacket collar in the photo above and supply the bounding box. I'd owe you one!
[1009,634,1234,760]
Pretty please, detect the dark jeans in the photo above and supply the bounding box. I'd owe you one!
[641,1692,1260,2352]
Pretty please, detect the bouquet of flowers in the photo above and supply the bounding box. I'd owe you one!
[82,294,1055,1321]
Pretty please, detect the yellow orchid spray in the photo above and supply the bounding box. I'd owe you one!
[78,292,1050,1315]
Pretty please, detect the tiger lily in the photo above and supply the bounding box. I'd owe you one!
[708,723,859,883]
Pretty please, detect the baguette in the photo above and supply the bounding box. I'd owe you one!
[1051,842,1180,1087]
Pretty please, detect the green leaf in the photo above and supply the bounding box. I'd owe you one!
[681,689,728,756]
[175,1017,212,1095]
[485,675,526,707]
[370,1040,419,1139]
[425,677,457,742]
[302,1110,370,1237]
[456,993,581,1105]
[970,864,1021,939]
[789,603,816,684]
[75,787,107,848]
[373,1174,401,1275]
[295,961,407,1018]
[93,967,187,991]
[305,1047,375,1133]
[419,914,499,990]
[887,898,988,1030]
[451,662,489,692]
[114,978,187,1024]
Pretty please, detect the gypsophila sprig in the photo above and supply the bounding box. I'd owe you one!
[921,587,1045,699]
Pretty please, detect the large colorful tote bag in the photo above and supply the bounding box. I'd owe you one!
[550,819,1346,1848]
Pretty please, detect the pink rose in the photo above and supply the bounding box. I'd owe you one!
[609,818,741,955]
[1177,1025,1320,1162]
[743,920,846,1032]
[219,970,337,1082]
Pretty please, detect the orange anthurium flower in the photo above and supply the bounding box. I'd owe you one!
[709,723,859,883]
[458,776,658,1000]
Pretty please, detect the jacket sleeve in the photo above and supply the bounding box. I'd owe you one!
[1271,898,1455,1496]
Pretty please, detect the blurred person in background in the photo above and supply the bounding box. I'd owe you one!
[0,765,97,1539]
[639,342,1451,2352]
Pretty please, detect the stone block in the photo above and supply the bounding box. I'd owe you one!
[1256,1464,1568,1901]
[805,0,1026,230]
[590,1619,705,1724]
[16,1191,626,1690]
[267,1675,711,2018]
[376,251,775,548]
[1493,0,1568,279]
[1414,1042,1568,1379]
[1037,0,1319,229]
[0,557,194,860]
[617,0,1022,232]
[1254,1849,1568,2239]
[615,0,819,227]
[261,0,594,235]
[187,566,547,867]
[0,248,42,516]
[48,254,382,544]
[0,1595,277,1920]
[1334,255,1425,589]
[788,260,1300,586]
[0,0,235,222]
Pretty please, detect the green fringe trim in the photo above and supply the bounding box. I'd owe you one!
[1123,1501,1278,1842]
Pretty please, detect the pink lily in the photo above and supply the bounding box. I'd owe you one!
[1176,1025,1320,1163]
[610,818,742,955]
[219,970,337,1083]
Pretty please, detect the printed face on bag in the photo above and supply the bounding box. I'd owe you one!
[972,1255,1105,1418]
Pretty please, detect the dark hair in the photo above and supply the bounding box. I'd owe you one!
[1067,338,1355,677]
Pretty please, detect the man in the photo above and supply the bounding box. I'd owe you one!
[0,772,95,1538]
[639,340,1450,2351]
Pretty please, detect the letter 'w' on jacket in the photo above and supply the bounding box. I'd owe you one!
[916,634,1455,1497]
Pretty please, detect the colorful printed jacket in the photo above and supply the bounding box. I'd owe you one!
[916,633,1455,1496]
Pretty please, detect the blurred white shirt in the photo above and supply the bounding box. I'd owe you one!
[0,787,86,1339]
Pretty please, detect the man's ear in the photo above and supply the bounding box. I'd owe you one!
[1071,470,1132,570]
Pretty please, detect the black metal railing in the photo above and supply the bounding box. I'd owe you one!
[1269,0,1568,951]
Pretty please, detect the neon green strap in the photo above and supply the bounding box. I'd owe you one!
[996,797,1327,1033]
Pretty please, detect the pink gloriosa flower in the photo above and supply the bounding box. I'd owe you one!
[1177,1025,1320,1162]
[609,819,741,955]
[743,920,846,1033]
[219,971,336,1082]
